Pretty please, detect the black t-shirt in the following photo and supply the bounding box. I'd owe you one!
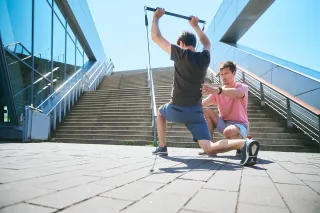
[169,44,211,107]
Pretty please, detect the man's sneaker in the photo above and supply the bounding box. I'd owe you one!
[152,146,168,156]
[235,149,242,156]
[240,138,260,166]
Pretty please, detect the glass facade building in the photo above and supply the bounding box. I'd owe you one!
[0,0,107,138]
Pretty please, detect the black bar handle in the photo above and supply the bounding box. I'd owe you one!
[145,14,148,26]
[145,6,206,24]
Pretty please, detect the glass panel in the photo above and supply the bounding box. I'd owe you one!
[66,34,76,78]
[84,51,89,66]
[33,71,51,107]
[53,14,66,90]
[0,55,12,124]
[0,0,32,65]
[46,0,52,6]
[34,0,52,80]
[76,42,83,66]
[53,1,65,24]
[5,51,32,123]
[67,24,75,41]
[76,48,83,70]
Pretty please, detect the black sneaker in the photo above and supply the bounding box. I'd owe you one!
[240,138,259,166]
[152,146,168,156]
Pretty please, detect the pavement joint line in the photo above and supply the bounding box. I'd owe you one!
[260,157,293,213]
[235,168,244,213]
[301,179,320,197]
[23,201,58,210]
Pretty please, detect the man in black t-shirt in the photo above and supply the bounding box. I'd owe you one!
[151,8,259,166]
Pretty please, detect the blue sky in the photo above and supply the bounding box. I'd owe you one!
[87,0,320,74]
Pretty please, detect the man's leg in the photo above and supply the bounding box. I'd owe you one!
[186,108,259,166]
[157,110,167,147]
[203,108,219,140]
[223,123,249,156]
[198,139,259,166]
[152,104,169,155]
[199,108,219,155]
[198,139,244,154]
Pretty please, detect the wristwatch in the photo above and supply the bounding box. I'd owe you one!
[217,87,222,95]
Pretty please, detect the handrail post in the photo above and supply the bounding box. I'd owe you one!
[318,114,320,152]
[242,71,246,83]
[260,82,265,107]
[286,98,293,128]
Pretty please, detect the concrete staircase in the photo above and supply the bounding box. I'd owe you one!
[53,67,318,152]
[53,71,153,145]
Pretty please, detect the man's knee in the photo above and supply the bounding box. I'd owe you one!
[223,125,240,139]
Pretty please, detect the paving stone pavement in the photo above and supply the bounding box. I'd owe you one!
[0,142,320,213]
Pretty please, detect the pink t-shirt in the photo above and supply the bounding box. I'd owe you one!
[210,83,249,125]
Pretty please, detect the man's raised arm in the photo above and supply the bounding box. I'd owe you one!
[151,8,171,55]
[189,16,211,52]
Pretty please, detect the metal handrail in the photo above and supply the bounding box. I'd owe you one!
[37,67,83,109]
[208,66,320,150]
[5,49,52,83]
[46,78,82,116]
[147,66,157,146]
[4,42,32,55]
[88,62,111,90]
[39,60,113,136]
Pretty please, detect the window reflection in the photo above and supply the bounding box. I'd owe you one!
[54,2,65,24]
[53,14,66,89]
[66,34,76,79]
[76,44,84,68]
[0,55,12,124]
[0,0,32,65]
[34,0,52,78]
[0,0,91,120]
[84,52,89,67]
[76,48,83,69]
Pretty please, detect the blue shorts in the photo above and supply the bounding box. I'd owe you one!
[216,117,248,138]
[159,103,211,142]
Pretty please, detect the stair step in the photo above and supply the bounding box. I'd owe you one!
[58,126,153,131]
[78,99,150,104]
[85,91,150,96]
[80,96,150,100]
[65,117,152,122]
[68,111,152,116]
[60,121,283,127]
[59,126,289,133]
[70,108,151,113]
[61,121,152,126]
[74,103,150,108]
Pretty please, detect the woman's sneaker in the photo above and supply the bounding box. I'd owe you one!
[152,146,168,156]
[240,138,259,166]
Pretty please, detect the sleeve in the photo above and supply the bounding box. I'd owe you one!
[170,44,187,62]
[237,83,249,98]
[201,50,211,67]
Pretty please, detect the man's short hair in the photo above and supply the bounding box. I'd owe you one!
[220,61,237,73]
[177,31,197,48]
